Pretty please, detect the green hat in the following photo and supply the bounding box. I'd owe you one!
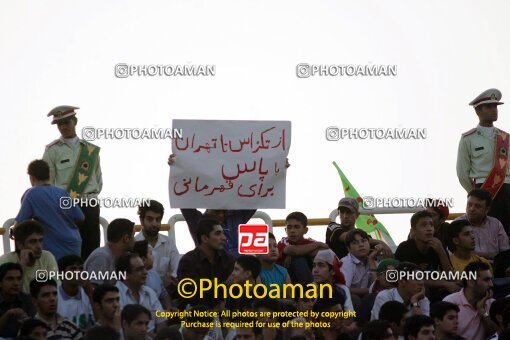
[373,258,399,273]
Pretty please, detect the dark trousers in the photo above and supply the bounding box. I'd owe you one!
[476,183,510,235]
[288,256,314,284]
[78,203,100,260]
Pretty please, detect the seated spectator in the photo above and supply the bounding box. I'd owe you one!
[84,218,135,286]
[57,255,94,330]
[395,210,458,302]
[447,220,491,272]
[443,261,497,340]
[18,318,48,339]
[278,211,329,284]
[133,240,172,310]
[369,259,399,294]
[115,252,166,334]
[455,189,510,260]
[257,232,291,290]
[294,296,314,320]
[430,301,463,340]
[179,305,215,340]
[426,199,451,247]
[84,325,121,340]
[494,250,510,278]
[312,249,354,312]
[379,301,408,340]
[226,255,261,312]
[91,284,121,332]
[31,278,83,339]
[154,327,183,340]
[0,263,35,338]
[361,320,394,340]
[313,289,356,340]
[251,298,281,340]
[489,297,510,335]
[177,218,235,308]
[502,306,510,331]
[121,304,151,340]
[234,320,263,340]
[326,197,392,259]
[134,200,180,284]
[13,159,84,260]
[358,259,400,324]
[371,262,430,321]
[282,317,314,339]
[0,220,58,294]
[403,314,435,340]
[340,229,380,298]
[408,199,450,246]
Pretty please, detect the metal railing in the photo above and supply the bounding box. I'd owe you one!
[1,209,462,254]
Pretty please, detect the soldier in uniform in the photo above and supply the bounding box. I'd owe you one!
[43,106,103,259]
[456,88,510,234]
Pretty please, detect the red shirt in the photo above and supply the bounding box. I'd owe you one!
[277,237,316,265]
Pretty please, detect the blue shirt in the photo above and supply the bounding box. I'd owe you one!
[145,269,167,299]
[260,264,288,289]
[16,185,84,260]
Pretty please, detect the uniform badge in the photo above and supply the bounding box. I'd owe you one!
[500,146,507,157]
[81,161,90,171]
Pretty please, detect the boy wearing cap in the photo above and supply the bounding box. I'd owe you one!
[369,259,399,294]
[327,197,392,259]
[312,249,354,312]
[371,262,430,321]
[43,105,103,259]
[457,88,510,235]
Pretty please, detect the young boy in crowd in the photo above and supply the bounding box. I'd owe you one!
[56,255,94,330]
[447,220,491,272]
[430,301,463,340]
[227,255,261,312]
[341,229,382,298]
[278,212,329,284]
[368,258,399,294]
[133,240,172,310]
[403,315,435,340]
[258,232,291,290]
[312,249,354,312]
[379,301,408,340]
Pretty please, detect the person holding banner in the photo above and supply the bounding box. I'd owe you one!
[456,89,510,235]
[43,106,103,259]
[168,153,290,257]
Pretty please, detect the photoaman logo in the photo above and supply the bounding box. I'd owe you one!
[238,224,269,254]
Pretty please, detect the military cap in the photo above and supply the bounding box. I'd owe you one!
[338,197,359,214]
[47,105,79,124]
[469,88,504,108]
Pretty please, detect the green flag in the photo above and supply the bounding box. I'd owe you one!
[333,161,396,248]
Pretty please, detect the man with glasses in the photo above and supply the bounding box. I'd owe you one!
[114,252,166,336]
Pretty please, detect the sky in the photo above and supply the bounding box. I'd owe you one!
[2,0,510,255]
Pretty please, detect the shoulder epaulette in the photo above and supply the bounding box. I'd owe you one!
[497,128,509,135]
[461,128,477,138]
[80,139,100,149]
[45,139,61,148]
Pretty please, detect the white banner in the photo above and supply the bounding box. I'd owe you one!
[169,119,291,209]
